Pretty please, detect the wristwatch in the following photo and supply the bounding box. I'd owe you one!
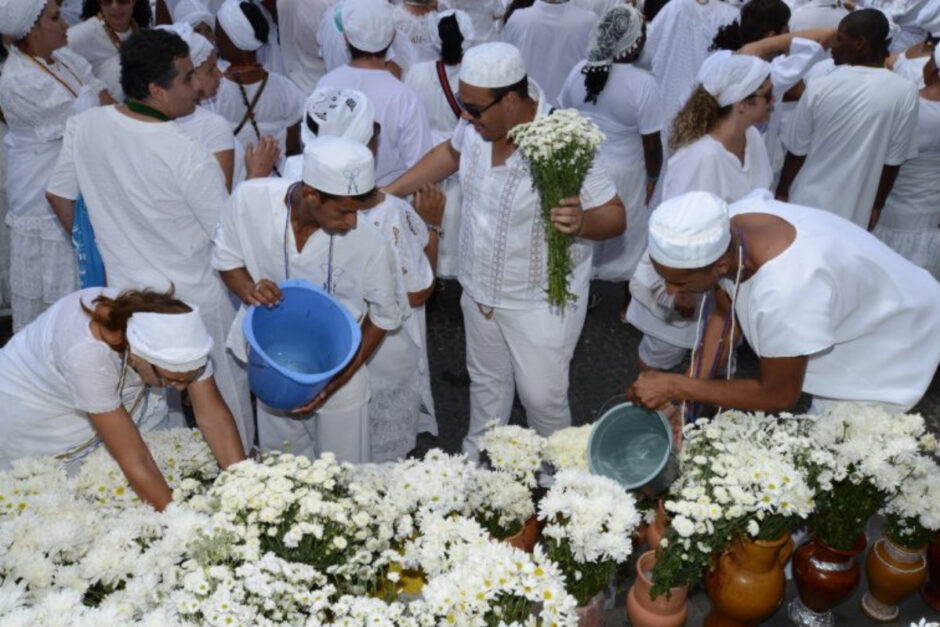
[427,223,443,238]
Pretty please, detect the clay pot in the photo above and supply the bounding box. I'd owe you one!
[645,500,668,551]
[861,536,927,621]
[922,531,940,612]
[789,534,866,624]
[626,550,689,627]
[574,591,604,627]
[504,516,540,553]
[704,532,794,626]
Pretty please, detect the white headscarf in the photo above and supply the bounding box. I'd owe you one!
[648,191,731,270]
[430,9,474,52]
[698,50,771,107]
[0,0,46,39]
[302,87,375,147]
[584,4,644,72]
[916,0,940,36]
[172,0,214,30]
[126,309,214,373]
[217,0,263,52]
[158,23,213,68]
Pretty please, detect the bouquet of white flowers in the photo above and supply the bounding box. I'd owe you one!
[544,425,592,472]
[478,423,545,488]
[507,109,604,310]
[883,454,940,549]
[466,468,535,540]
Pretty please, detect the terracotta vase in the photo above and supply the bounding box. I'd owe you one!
[626,550,689,627]
[645,500,668,551]
[861,536,927,621]
[704,532,794,626]
[788,534,866,626]
[922,531,940,612]
[574,591,604,627]
[504,516,539,553]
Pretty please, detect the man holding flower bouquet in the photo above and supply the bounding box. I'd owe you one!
[386,41,625,460]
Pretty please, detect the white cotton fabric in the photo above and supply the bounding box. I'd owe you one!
[0,122,9,312]
[46,106,254,453]
[67,16,131,101]
[317,65,433,186]
[648,191,731,269]
[278,0,332,94]
[430,9,475,51]
[558,59,665,281]
[724,189,940,409]
[460,41,527,89]
[626,251,701,353]
[450,80,617,309]
[301,86,374,147]
[176,105,237,157]
[438,0,504,45]
[127,309,213,372]
[917,0,940,36]
[302,136,375,194]
[342,0,395,52]
[0,288,200,469]
[860,0,929,52]
[393,5,440,62]
[873,98,940,279]
[0,0,45,38]
[698,51,771,107]
[788,0,848,30]
[501,1,598,103]
[158,23,213,68]
[173,0,215,29]
[217,0,264,51]
[317,1,419,73]
[573,0,627,19]
[0,47,104,330]
[893,52,930,89]
[784,65,919,228]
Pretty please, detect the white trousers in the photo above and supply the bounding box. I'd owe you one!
[460,292,587,460]
[808,397,913,415]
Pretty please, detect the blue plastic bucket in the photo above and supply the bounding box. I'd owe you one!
[587,402,679,497]
[243,279,362,410]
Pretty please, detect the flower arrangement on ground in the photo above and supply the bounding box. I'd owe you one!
[882,454,940,550]
[508,109,605,310]
[543,424,592,472]
[478,423,545,488]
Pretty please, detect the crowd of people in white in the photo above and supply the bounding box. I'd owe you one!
[1,0,939,510]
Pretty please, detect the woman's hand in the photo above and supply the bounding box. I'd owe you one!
[246,136,281,179]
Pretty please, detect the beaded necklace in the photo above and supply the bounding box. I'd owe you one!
[98,12,136,50]
[23,51,84,98]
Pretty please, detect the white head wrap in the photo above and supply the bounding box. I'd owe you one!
[172,0,214,30]
[648,192,731,270]
[584,4,644,72]
[342,0,395,53]
[303,136,375,196]
[460,42,526,88]
[126,309,214,373]
[302,87,375,147]
[697,50,771,107]
[158,23,213,68]
[431,9,475,52]
[0,0,46,39]
[217,0,263,52]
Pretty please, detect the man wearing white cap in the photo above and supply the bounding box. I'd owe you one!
[387,42,625,459]
[213,136,406,463]
[776,9,919,230]
[627,189,940,416]
[317,0,420,77]
[277,0,333,94]
[316,0,434,186]
[46,29,255,453]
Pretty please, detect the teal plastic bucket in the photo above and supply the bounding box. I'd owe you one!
[243,279,361,410]
[587,402,679,496]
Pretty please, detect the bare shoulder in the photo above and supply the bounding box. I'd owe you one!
[731,213,796,266]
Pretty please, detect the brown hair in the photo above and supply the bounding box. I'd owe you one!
[81,288,191,349]
[669,85,732,152]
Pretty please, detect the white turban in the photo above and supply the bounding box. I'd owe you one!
[697,51,771,107]
[342,0,395,53]
[126,309,214,373]
[172,0,214,30]
[158,23,213,68]
[460,42,526,88]
[217,0,263,52]
[0,0,46,39]
[431,9,475,52]
[585,4,644,71]
[302,87,375,148]
[648,192,731,270]
[303,136,375,196]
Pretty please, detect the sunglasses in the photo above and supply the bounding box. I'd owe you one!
[456,93,505,119]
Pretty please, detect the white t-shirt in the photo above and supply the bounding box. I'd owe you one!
[502,0,598,105]
[663,127,772,202]
[451,81,618,309]
[361,194,433,295]
[403,60,462,145]
[317,65,434,186]
[784,65,919,228]
[66,17,131,101]
[176,105,236,156]
[725,189,940,408]
[278,0,332,94]
[571,0,624,18]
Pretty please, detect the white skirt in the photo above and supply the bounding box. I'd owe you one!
[873,213,940,281]
[592,155,649,282]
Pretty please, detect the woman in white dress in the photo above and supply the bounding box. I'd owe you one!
[67,0,151,100]
[0,0,111,332]
[873,48,940,279]
[0,287,245,509]
[403,9,473,278]
[394,0,441,63]
[558,4,663,319]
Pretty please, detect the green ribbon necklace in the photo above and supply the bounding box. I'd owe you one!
[124,100,170,121]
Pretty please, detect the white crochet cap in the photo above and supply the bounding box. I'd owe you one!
[126,309,213,373]
[0,0,46,38]
[302,87,375,148]
[158,23,213,68]
[303,136,375,196]
[217,0,263,51]
[648,192,732,270]
[342,0,395,53]
[460,42,526,88]
[172,0,214,30]
[698,50,771,107]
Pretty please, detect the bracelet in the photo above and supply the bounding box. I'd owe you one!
[427,223,443,238]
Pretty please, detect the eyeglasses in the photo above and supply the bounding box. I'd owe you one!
[456,93,505,119]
